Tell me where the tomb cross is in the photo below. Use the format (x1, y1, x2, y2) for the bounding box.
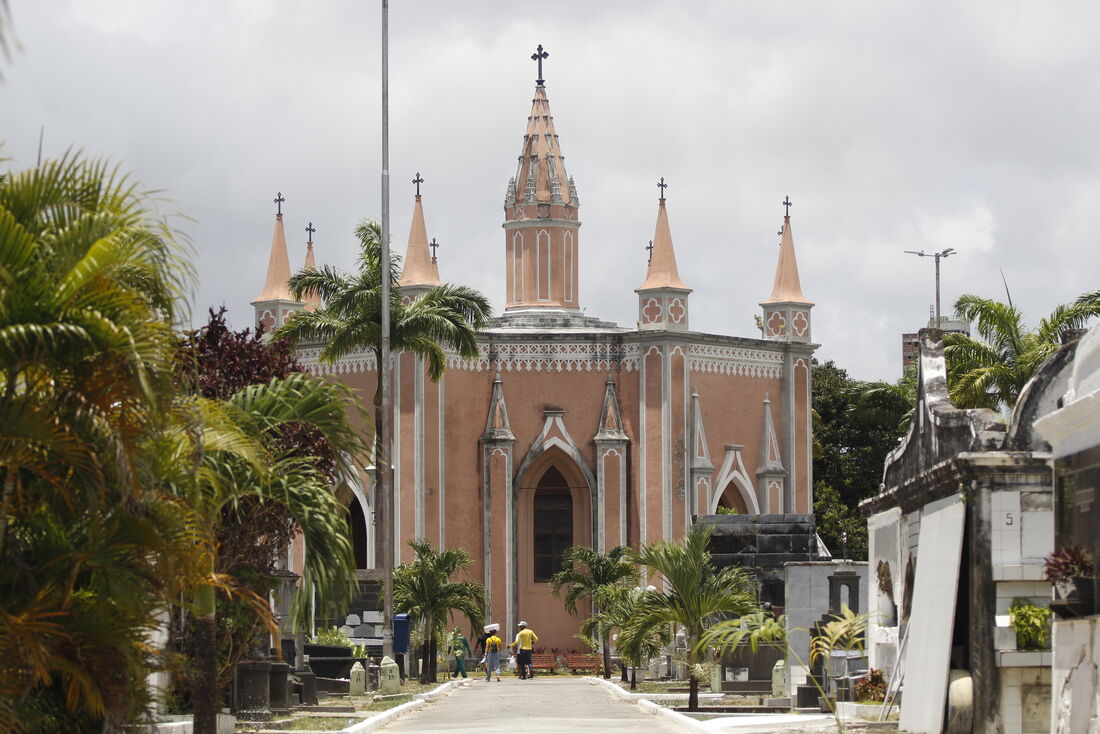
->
(531, 44, 549, 86)
(429, 237, 439, 260)
(305, 222, 315, 244)
(657, 177, 668, 199)
(782, 195, 792, 217)
(274, 191, 285, 216)
(412, 172, 424, 196)
(646, 240, 653, 264)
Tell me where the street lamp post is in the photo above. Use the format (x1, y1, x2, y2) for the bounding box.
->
(904, 248, 956, 327)
(379, 0, 394, 661)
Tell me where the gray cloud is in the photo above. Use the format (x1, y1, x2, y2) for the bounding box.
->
(3, 0, 1098, 380)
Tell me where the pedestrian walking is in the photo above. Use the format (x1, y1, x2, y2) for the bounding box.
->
(509, 620, 538, 679)
(448, 627, 471, 679)
(483, 624, 503, 682)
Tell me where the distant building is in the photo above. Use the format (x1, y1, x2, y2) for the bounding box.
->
(901, 313, 969, 372)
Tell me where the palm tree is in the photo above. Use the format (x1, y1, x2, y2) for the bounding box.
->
(393, 540, 485, 683)
(157, 373, 364, 734)
(625, 526, 759, 711)
(274, 219, 491, 433)
(944, 290, 1100, 412)
(549, 545, 636, 678)
(582, 583, 668, 690)
(0, 153, 199, 733)
(847, 364, 918, 434)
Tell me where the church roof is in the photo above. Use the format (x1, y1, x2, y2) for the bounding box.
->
(513, 85, 573, 206)
(254, 212, 295, 303)
(398, 194, 441, 287)
(762, 214, 811, 304)
(637, 196, 690, 292)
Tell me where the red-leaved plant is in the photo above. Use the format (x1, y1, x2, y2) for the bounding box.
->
(1044, 546, 1093, 582)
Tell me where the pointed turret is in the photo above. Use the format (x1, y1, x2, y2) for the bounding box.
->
(688, 389, 716, 516)
(636, 182, 692, 330)
(503, 48, 583, 312)
(399, 175, 441, 294)
(301, 222, 322, 312)
(756, 393, 787, 512)
(252, 192, 305, 332)
(761, 197, 813, 342)
(481, 374, 515, 443)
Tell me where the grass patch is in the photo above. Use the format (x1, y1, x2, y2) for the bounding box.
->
(284, 717, 356, 731)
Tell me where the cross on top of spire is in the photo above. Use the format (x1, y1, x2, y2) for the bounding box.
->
(429, 237, 439, 261)
(782, 195, 792, 217)
(412, 172, 424, 196)
(531, 44, 549, 86)
(657, 177, 668, 200)
(305, 221, 315, 244)
(274, 191, 285, 216)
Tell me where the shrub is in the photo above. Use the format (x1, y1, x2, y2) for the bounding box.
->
(313, 626, 351, 647)
(1008, 599, 1052, 651)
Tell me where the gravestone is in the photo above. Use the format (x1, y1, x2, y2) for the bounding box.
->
(379, 656, 401, 695)
(234, 659, 271, 721)
(349, 661, 366, 696)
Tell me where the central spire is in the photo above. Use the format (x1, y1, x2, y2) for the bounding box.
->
(502, 51, 582, 312)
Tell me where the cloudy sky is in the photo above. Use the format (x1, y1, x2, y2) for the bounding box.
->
(3, 1, 1098, 380)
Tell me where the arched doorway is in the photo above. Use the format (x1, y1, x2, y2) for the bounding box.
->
(349, 494, 369, 569)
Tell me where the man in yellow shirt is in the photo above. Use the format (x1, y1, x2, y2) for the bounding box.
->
(509, 621, 538, 679)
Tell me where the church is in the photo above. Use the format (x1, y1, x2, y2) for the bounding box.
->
(251, 57, 817, 649)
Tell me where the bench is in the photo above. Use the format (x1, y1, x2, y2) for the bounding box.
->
(564, 653, 602, 674)
(528, 653, 559, 674)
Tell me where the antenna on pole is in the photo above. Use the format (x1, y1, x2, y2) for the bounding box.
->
(904, 248, 956, 326)
(36, 126, 44, 166)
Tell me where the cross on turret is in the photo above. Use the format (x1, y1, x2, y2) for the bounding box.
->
(274, 191, 285, 216)
(430, 237, 439, 261)
(657, 177, 668, 200)
(782, 195, 792, 217)
(413, 172, 424, 196)
(305, 222, 315, 244)
(531, 44, 549, 86)
(646, 240, 653, 263)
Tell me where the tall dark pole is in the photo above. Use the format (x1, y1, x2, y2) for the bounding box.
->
(380, 0, 394, 661)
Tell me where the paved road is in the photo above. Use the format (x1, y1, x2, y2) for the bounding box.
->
(379, 677, 689, 734)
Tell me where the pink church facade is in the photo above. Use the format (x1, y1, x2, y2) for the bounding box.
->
(253, 71, 817, 650)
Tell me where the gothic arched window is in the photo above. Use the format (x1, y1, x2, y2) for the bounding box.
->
(533, 466, 572, 581)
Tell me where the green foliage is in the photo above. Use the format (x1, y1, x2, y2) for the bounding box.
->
(550, 544, 637, 678)
(812, 360, 908, 560)
(0, 152, 200, 733)
(393, 540, 485, 683)
(813, 483, 867, 560)
(312, 626, 352, 647)
(945, 290, 1100, 412)
(1008, 599, 1052, 651)
(626, 526, 759, 710)
(715, 505, 740, 515)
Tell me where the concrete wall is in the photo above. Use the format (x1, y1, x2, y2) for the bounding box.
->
(783, 561, 868, 695)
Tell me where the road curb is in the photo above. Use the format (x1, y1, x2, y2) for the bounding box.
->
(585, 677, 713, 733)
(339, 678, 471, 733)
